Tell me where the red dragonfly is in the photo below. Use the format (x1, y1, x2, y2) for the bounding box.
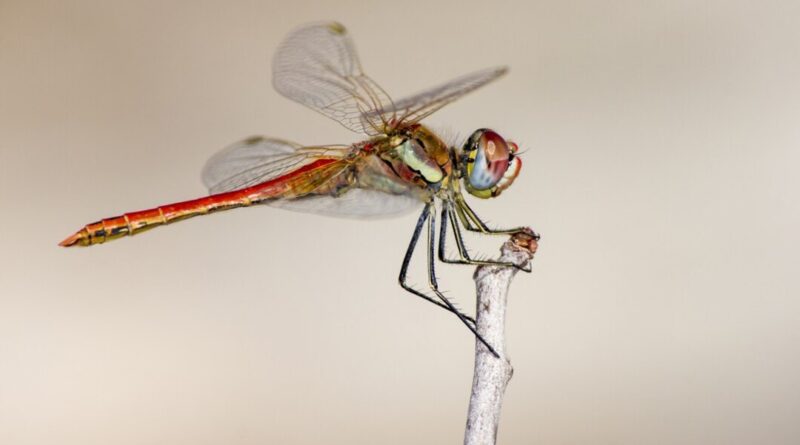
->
(60, 22, 537, 357)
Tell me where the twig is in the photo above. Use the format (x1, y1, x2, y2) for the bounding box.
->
(464, 230, 538, 445)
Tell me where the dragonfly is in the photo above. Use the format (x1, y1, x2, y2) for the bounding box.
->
(60, 22, 537, 357)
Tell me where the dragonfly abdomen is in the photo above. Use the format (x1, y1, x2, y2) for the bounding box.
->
(59, 158, 342, 248)
(59, 191, 259, 247)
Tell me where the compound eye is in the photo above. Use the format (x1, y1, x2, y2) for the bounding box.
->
(466, 129, 510, 191)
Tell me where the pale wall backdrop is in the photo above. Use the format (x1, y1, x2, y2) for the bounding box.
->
(1, 0, 798, 444)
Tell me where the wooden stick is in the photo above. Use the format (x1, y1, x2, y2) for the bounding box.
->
(464, 230, 538, 445)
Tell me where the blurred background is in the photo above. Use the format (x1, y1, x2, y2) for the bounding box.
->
(1, 0, 799, 444)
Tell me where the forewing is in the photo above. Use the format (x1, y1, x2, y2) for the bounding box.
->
(272, 22, 394, 135)
(381, 66, 508, 129)
(201, 136, 349, 194)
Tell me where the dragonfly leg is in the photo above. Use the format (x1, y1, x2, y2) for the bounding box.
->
(398, 204, 476, 325)
(426, 207, 500, 358)
(438, 203, 525, 271)
(455, 193, 538, 238)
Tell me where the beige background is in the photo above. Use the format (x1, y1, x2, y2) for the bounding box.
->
(2, 0, 799, 444)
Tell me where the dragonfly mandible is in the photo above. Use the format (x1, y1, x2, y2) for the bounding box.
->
(60, 22, 538, 357)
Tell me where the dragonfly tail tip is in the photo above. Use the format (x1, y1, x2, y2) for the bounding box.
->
(59, 231, 84, 248)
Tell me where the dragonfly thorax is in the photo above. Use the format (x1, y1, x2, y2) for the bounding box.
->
(379, 125, 453, 190)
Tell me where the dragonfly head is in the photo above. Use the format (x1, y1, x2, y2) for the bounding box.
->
(461, 129, 521, 199)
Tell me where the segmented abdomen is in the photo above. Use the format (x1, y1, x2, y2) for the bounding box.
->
(60, 158, 341, 247)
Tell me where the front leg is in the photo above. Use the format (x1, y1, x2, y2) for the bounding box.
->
(455, 193, 539, 240)
(438, 203, 530, 272)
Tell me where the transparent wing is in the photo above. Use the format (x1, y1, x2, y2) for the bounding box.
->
(380, 66, 508, 129)
(201, 136, 423, 218)
(272, 22, 394, 136)
(270, 189, 422, 219)
(201, 136, 350, 194)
